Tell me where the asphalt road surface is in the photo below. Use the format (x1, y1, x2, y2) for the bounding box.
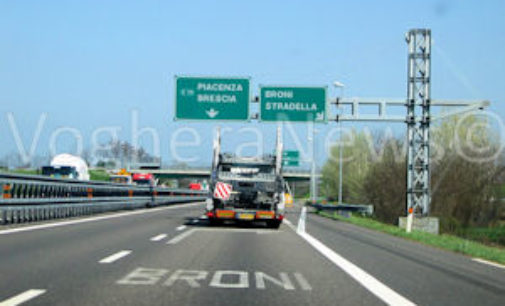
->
(0, 202, 504, 306)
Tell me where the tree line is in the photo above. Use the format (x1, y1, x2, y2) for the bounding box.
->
(321, 114, 505, 235)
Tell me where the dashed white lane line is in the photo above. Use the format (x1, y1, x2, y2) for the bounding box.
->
(0, 202, 205, 235)
(286, 212, 416, 306)
(167, 229, 196, 245)
(176, 225, 187, 231)
(472, 258, 505, 270)
(0, 289, 46, 306)
(99, 250, 132, 264)
(150, 234, 168, 242)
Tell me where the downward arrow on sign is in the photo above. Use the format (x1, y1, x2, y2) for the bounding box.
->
(206, 108, 219, 118)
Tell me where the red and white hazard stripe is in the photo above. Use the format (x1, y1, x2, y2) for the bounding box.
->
(213, 182, 232, 200)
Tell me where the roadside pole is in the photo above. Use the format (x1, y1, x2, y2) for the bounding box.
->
(334, 81, 345, 206)
(309, 124, 317, 203)
(406, 207, 414, 233)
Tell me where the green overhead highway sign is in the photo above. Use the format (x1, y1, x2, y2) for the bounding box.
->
(260, 86, 327, 122)
(175, 76, 250, 121)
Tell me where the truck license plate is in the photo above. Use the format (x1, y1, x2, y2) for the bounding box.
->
(238, 213, 255, 220)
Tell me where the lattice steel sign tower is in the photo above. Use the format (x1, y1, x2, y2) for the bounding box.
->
(332, 29, 487, 218)
(406, 29, 431, 215)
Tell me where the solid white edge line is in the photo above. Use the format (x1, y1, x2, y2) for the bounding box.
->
(150, 234, 168, 241)
(176, 225, 187, 231)
(298, 231, 416, 306)
(0, 202, 204, 235)
(0, 289, 46, 306)
(167, 228, 195, 245)
(99, 250, 132, 264)
(472, 258, 505, 270)
(287, 210, 416, 306)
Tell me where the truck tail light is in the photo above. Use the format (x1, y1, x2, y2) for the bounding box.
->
(255, 211, 275, 219)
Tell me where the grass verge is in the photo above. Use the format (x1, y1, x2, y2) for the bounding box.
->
(1, 168, 110, 182)
(455, 226, 505, 247)
(89, 169, 110, 181)
(318, 211, 505, 265)
(0, 168, 39, 175)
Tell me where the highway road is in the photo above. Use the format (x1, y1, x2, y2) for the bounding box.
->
(0, 202, 504, 306)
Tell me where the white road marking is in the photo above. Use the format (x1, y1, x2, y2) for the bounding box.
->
(209, 270, 249, 288)
(117, 268, 169, 285)
(297, 207, 307, 233)
(176, 225, 187, 231)
(256, 230, 278, 235)
(167, 229, 196, 245)
(289, 211, 416, 306)
(297, 231, 415, 305)
(294, 272, 312, 291)
(0, 289, 46, 306)
(472, 258, 505, 270)
(164, 270, 209, 288)
(255, 272, 294, 290)
(0, 202, 204, 235)
(165, 228, 280, 245)
(150, 234, 168, 241)
(116, 268, 312, 290)
(165, 227, 280, 245)
(99, 250, 132, 264)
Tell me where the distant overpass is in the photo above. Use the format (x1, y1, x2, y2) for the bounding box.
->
(130, 168, 318, 182)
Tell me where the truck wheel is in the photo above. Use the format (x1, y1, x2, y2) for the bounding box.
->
(209, 219, 222, 226)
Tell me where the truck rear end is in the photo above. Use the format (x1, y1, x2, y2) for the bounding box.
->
(206, 156, 285, 228)
(205, 128, 285, 229)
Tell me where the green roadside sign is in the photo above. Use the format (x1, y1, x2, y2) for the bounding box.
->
(260, 86, 327, 122)
(282, 159, 299, 167)
(283, 150, 299, 159)
(282, 150, 300, 166)
(175, 76, 250, 121)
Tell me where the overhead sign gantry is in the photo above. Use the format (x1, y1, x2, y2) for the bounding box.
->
(172, 29, 491, 219)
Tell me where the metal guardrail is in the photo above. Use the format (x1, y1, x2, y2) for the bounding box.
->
(0, 173, 208, 225)
(309, 202, 374, 216)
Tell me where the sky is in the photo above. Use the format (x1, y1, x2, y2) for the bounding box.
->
(0, 0, 504, 168)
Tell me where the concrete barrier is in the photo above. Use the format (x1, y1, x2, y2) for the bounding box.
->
(398, 216, 439, 234)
